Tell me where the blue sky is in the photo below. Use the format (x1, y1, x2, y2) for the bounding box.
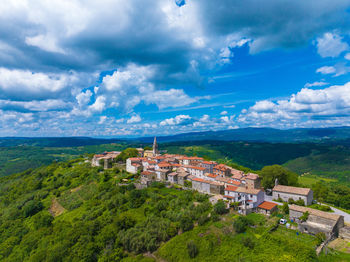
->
(1, 0, 350, 137)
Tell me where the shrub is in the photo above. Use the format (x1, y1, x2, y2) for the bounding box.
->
(300, 211, 309, 222)
(315, 232, 326, 245)
(22, 200, 43, 217)
(242, 236, 255, 249)
(295, 199, 305, 206)
(213, 200, 227, 215)
(180, 215, 193, 232)
(187, 241, 198, 258)
(282, 202, 289, 214)
(233, 216, 249, 233)
(198, 214, 210, 226)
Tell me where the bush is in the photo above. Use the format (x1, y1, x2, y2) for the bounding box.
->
(242, 236, 255, 249)
(213, 200, 227, 215)
(180, 215, 193, 232)
(187, 241, 198, 258)
(295, 199, 305, 206)
(22, 200, 43, 217)
(198, 214, 210, 226)
(282, 202, 289, 214)
(300, 211, 309, 222)
(233, 216, 249, 233)
(211, 213, 220, 222)
(315, 232, 326, 245)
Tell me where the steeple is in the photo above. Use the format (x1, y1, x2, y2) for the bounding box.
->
(153, 136, 158, 155)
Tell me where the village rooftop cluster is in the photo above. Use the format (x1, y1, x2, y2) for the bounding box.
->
(92, 137, 349, 241)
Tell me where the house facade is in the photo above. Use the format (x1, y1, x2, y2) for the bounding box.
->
(272, 185, 313, 205)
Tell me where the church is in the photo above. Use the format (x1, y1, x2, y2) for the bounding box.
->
(144, 137, 159, 157)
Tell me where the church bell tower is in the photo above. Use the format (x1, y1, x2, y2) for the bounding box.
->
(153, 136, 159, 156)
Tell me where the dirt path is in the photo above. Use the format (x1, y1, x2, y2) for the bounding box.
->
(49, 198, 66, 217)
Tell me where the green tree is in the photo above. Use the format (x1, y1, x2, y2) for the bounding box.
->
(213, 200, 227, 215)
(180, 215, 193, 232)
(233, 216, 249, 233)
(22, 200, 43, 217)
(260, 165, 298, 189)
(116, 148, 139, 162)
(281, 202, 289, 214)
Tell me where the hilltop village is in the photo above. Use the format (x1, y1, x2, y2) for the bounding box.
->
(92, 137, 350, 244)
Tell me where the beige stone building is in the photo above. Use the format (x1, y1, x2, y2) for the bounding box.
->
(272, 185, 313, 205)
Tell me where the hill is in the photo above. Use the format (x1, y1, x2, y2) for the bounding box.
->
(1, 159, 349, 261)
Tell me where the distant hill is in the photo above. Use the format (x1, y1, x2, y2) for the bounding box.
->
(136, 127, 350, 143)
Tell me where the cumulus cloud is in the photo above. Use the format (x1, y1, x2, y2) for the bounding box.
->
(316, 32, 349, 58)
(127, 114, 142, 124)
(239, 82, 350, 127)
(160, 115, 192, 126)
(316, 64, 350, 77)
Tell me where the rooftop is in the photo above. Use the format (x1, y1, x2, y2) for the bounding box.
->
(258, 201, 278, 210)
(273, 185, 311, 196)
(289, 204, 342, 221)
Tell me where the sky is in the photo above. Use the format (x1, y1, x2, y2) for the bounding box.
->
(1, 0, 350, 137)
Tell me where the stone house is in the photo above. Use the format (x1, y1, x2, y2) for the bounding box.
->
(200, 161, 217, 173)
(192, 178, 211, 194)
(245, 173, 261, 189)
(177, 171, 190, 186)
(289, 204, 344, 238)
(140, 170, 157, 185)
(167, 172, 178, 183)
(126, 157, 142, 174)
(185, 166, 207, 179)
(213, 164, 231, 177)
(257, 201, 278, 215)
(155, 168, 170, 181)
(272, 185, 313, 205)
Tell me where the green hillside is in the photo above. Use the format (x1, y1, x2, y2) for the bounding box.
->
(0, 158, 349, 261)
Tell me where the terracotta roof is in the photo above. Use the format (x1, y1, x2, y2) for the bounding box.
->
(210, 181, 224, 186)
(157, 162, 171, 167)
(141, 171, 155, 176)
(289, 205, 342, 221)
(214, 164, 229, 171)
(167, 172, 177, 176)
(235, 187, 262, 195)
(273, 185, 311, 196)
(171, 163, 181, 167)
(258, 201, 278, 210)
(147, 160, 157, 164)
(225, 185, 238, 192)
(224, 195, 235, 199)
(227, 180, 241, 186)
(207, 173, 218, 178)
(192, 177, 210, 183)
(232, 173, 243, 180)
(202, 161, 216, 165)
(215, 176, 231, 183)
(245, 173, 259, 180)
(131, 163, 141, 167)
(229, 168, 244, 177)
(187, 166, 206, 171)
(128, 157, 142, 161)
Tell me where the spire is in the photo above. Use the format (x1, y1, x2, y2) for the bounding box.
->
(153, 136, 158, 155)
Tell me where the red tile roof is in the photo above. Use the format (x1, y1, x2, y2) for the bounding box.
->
(225, 185, 238, 192)
(214, 164, 229, 171)
(207, 173, 218, 178)
(258, 201, 278, 210)
(141, 171, 155, 176)
(245, 173, 259, 180)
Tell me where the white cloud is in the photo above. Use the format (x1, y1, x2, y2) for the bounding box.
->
(76, 90, 92, 107)
(127, 114, 142, 124)
(89, 96, 106, 112)
(316, 32, 349, 58)
(345, 53, 350, 60)
(98, 116, 107, 124)
(220, 111, 228, 115)
(239, 82, 350, 127)
(316, 66, 336, 75)
(160, 114, 192, 126)
(304, 81, 328, 88)
(0, 67, 73, 100)
(25, 34, 65, 54)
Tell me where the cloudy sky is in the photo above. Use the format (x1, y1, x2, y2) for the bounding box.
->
(1, 0, 350, 137)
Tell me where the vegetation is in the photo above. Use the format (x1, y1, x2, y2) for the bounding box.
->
(259, 164, 298, 189)
(0, 155, 349, 261)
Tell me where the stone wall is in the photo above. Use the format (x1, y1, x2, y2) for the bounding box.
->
(273, 191, 310, 205)
(340, 226, 350, 240)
